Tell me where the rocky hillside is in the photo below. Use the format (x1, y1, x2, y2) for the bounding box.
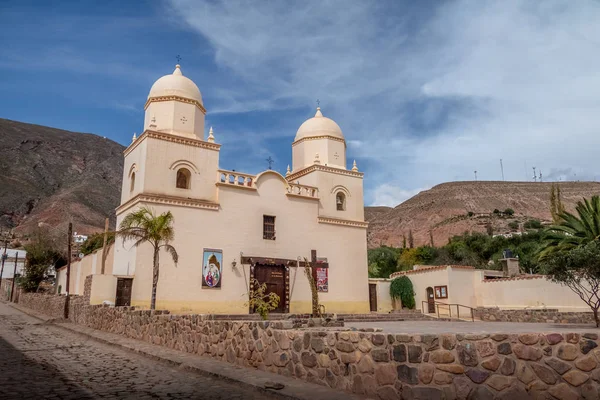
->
(0, 118, 124, 235)
(366, 181, 600, 248)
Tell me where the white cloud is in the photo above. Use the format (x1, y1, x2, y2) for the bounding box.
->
(372, 184, 428, 207)
(167, 0, 600, 206)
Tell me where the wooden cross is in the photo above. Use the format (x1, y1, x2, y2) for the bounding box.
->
(266, 156, 274, 170)
(176, 55, 182, 64)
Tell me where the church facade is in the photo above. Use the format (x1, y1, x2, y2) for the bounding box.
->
(111, 65, 369, 314)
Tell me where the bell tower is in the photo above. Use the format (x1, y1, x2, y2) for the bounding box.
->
(143, 65, 206, 139)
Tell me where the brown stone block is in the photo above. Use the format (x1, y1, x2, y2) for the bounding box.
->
(457, 343, 479, 366)
(491, 334, 508, 342)
(377, 386, 398, 400)
(481, 356, 501, 371)
(518, 333, 540, 345)
(575, 355, 597, 372)
(546, 333, 564, 345)
(557, 344, 579, 361)
(563, 369, 590, 387)
(465, 368, 489, 384)
(530, 363, 558, 384)
(434, 372, 453, 385)
(419, 363, 435, 384)
(548, 382, 580, 400)
(513, 344, 543, 361)
(375, 364, 397, 386)
(436, 364, 465, 374)
(430, 349, 455, 364)
(486, 375, 515, 391)
(516, 361, 536, 384)
(544, 357, 572, 375)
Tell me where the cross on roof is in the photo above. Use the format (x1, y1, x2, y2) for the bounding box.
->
(266, 156, 274, 170)
(176, 55, 182, 64)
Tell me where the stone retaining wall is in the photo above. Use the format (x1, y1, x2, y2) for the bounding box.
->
(13, 293, 600, 399)
(474, 307, 596, 324)
(18, 292, 68, 319)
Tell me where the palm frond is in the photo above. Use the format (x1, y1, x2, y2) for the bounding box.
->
(161, 244, 179, 265)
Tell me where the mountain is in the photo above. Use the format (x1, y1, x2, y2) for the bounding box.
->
(0, 118, 125, 235)
(365, 181, 600, 249)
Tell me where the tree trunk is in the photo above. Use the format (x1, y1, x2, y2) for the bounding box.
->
(594, 307, 599, 328)
(150, 246, 160, 310)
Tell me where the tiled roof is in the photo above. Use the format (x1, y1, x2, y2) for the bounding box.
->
(389, 265, 475, 279)
(483, 274, 547, 283)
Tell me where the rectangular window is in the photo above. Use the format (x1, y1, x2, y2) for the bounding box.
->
(263, 215, 276, 240)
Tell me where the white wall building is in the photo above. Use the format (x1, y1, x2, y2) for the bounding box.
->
(105, 64, 369, 314)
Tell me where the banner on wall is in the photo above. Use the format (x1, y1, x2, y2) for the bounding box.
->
(202, 249, 222, 288)
(316, 267, 328, 292)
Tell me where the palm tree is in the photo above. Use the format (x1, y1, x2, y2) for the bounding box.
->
(540, 195, 600, 259)
(117, 207, 178, 310)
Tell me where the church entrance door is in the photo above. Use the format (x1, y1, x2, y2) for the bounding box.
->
(253, 264, 286, 313)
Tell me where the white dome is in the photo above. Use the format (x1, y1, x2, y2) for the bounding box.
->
(294, 108, 344, 142)
(148, 65, 203, 104)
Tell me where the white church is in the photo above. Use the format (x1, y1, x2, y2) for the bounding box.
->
(61, 64, 371, 315)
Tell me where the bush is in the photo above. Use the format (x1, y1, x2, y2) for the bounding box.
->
(504, 208, 515, 216)
(508, 221, 519, 230)
(493, 209, 500, 214)
(524, 219, 543, 229)
(80, 232, 115, 256)
(466, 211, 474, 217)
(390, 276, 415, 309)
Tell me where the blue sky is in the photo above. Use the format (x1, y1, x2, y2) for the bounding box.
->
(1, 0, 600, 206)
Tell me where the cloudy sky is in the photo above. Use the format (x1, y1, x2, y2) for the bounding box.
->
(1, 0, 599, 206)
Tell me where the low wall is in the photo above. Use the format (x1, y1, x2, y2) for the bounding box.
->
(475, 307, 596, 324)
(15, 293, 600, 399)
(18, 292, 68, 319)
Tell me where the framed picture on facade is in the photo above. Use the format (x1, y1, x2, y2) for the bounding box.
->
(434, 285, 448, 299)
(202, 249, 222, 288)
(316, 267, 328, 292)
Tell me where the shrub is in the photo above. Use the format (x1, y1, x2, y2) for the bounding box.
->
(467, 211, 474, 217)
(493, 209, 500, 214)
(245, 278, 280, 320)
(524, 219, 543, 229)
(508, 221, 519, 230)
(504, 208, 515, 216)
(390, 276, 415, 309)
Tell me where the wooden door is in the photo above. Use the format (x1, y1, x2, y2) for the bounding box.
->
(253, 265, 286, 313)
(369, 284, 378, 312)
(116, 278, 133, 307)
(426, 287, 435, 313)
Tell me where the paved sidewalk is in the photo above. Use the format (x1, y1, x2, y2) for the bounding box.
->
(4, 302, 365, 400)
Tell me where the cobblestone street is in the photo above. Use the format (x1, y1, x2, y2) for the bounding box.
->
(0, 303, 281, 399)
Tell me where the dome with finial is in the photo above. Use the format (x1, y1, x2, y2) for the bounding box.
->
(148, 65, 203, 105)
(294, 107, 344, 142)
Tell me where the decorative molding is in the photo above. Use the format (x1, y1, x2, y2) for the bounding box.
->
(215, 182, 257, 191)
(287, 164, 364, 181)
(144, 95, 207, 114)
(330, 184, 351, 197)
(292, 135, 346, 147)
(170, 159, 200, 174)
(116, 192, 219, 215)
(389, 265, 475, 279)
(286, 193, 320, 201)
(317, 216, 368, 229)
(124, 130, 220, 156)
(483, 274, 547, 283)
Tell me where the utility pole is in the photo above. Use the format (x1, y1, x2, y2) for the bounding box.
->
(474, 170, 478, 181)
(66, 223, 72, 295)
(532, 167, 537, 182)
(0, 230, 8, 292)
(10, 252, 18, 302)
(101, 217, 109, 275)
(500, 159, 505, 181)
(65, 223, 72, 319)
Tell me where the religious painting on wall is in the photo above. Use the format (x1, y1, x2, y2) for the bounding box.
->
(202, 249, 222, 288)
(316, 267, 328, 292)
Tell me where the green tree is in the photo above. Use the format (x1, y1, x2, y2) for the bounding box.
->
(508, 221, 519, 230)
(524, 219, 543, 229)
(557, 184, 566, 215)
(80, 232, 115, 256)
(246, 278, 280, 320)
(429, 230, 434, 247)
(539, 241, 600, 327)
(504, 208, 515, 216)
(550, 183, 559, 223)
(20, 228, 66, 292)
(402, 235, 407, 249)
(389, 276, 415, 309)
(367, 246, 400, 278)
(540, 196, 600, 259)
(408, 230, 414, 249)
(117, 207, 179, 310)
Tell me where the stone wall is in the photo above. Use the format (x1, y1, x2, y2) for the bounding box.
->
(13, 293, 600, 399)
(474, 307, 596, 324)
(17, 293, 68, 319)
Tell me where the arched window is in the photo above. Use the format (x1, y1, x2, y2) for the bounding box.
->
(336, 192, 346, 211)
(176, 168, 191, 189)
(130, 172, 136, 193)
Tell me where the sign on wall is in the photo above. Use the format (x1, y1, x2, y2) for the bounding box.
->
(202, 249, 222, 288)
(434, 285, 448, 299)
(316, 267, 328, 292)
